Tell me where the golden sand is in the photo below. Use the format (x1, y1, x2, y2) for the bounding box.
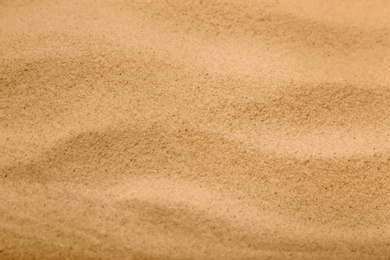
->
(1, 0, 390, 259)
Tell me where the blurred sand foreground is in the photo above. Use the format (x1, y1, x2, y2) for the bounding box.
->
(1, 0, 390, 259)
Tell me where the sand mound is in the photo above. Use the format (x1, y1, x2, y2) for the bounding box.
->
(1, 0, 390, 259)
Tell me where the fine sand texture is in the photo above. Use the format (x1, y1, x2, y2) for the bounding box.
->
(1, 0, 390, 259)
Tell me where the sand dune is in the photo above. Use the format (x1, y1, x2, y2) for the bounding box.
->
(1, 0, 390, 259)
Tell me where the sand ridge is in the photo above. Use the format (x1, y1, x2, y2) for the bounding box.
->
(1, 0, 390, 259)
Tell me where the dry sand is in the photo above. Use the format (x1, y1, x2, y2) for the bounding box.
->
(1, 0, 390, 259)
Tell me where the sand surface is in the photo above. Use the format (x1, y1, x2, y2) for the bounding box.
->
(1, 0, 390, 259)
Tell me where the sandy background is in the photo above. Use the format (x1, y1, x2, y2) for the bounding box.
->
(1, 0, 390, 259)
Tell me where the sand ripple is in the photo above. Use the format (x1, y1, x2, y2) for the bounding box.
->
(1, 0, 390, 259)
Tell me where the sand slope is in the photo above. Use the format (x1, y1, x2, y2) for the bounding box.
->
(1, 0, 390, 259)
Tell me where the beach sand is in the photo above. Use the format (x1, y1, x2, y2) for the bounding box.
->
(1, 0, 390, 259)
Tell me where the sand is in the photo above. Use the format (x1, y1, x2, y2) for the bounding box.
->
(1, 0, 390, 259)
